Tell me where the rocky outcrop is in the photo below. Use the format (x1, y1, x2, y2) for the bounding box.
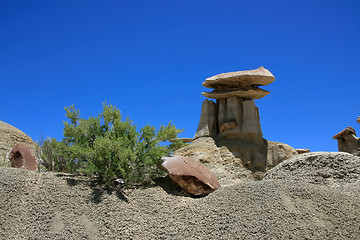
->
(194, 67, 275, 171)
(333, 126, 360, 156)
(0, 120, 40, 165)
(295, 149, 310, 154)
(194, 99, 218, 139)
(159, 155, 221, 196)
(174, 137, 254, 185)
(266, 141, 298, 170)
(9, 143, 38, 171)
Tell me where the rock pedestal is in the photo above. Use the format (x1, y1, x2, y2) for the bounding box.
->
(194, 67, 275, 171)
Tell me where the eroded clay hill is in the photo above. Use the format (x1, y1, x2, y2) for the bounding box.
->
(1, 150, 360, 239)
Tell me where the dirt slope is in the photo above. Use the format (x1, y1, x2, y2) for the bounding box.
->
(1, 165, 360, 240)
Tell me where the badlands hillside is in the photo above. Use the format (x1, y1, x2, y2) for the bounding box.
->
(1, 66, 360, 239)
(1, 149, 360, 239)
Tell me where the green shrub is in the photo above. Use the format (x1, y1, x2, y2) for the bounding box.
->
(41, 103, 185, 185)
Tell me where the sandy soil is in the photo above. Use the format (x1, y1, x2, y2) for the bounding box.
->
(1, 158, 360, 240)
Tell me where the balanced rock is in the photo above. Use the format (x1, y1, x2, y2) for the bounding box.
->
(333, 127, 360, 156)
(159, 155, 221, 196)
(357, 116, 360, 124)
(201, 66, 275, 100)
(195, 67, 275, 171)
(202, 66, 275, 89)
(9, 143, 38, 171)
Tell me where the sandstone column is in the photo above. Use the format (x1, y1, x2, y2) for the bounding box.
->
(194, 99, 218, 139)
(195, 67, 275, 171)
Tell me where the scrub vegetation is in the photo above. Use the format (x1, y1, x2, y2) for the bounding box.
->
(40, 103, 185, 185)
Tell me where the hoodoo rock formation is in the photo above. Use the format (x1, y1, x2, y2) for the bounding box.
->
(333, 126, 360, 156)
(194, 67, 275, 171)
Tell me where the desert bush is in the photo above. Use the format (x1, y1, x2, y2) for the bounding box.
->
(41, 103, 185, 185)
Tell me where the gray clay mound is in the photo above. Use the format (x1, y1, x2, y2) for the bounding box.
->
(264, 152, 360, 186)
(1, 167, 360, 239)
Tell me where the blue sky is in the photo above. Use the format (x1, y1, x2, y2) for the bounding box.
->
(1, 0, 359, 152)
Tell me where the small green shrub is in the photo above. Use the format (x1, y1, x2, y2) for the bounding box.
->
(41, 103, 185, 185)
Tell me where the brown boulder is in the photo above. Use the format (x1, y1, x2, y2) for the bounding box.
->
(0, 120, 40, 165)
(9, 143, 38, 171)
(219, 119, 238, 132)
(159, 155, 221, 196)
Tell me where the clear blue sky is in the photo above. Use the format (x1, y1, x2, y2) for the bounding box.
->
(1, 0, 359, 152)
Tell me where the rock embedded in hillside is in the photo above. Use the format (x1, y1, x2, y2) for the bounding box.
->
(333, 126, 360, 156)
(159, 155, 221, 196)
(0, 120, 40, 165)
(9, 143, 38, 171)
(174, 137, 255, 185)
(266, 141, 298, 170)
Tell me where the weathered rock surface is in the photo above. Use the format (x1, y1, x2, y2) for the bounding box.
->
(174, 137, 255, 186)
(265, 152, 360, 186)
(169, 137, 193, 143)
(266, 141, 298, 170)
(296, 148, 311, 154)
(194, 99, 218, 139)
(159, 155, 221, 196)
(202, 66, 275, 89)
(333, 126, 360, 156)
(0, 120, 40, 165)
(1, 167, 360, 239)
(9, 143, 38, 171)
(202, 88, 270, 100)
(202, 67, 274, 101)
(195, 97, 267, 171)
